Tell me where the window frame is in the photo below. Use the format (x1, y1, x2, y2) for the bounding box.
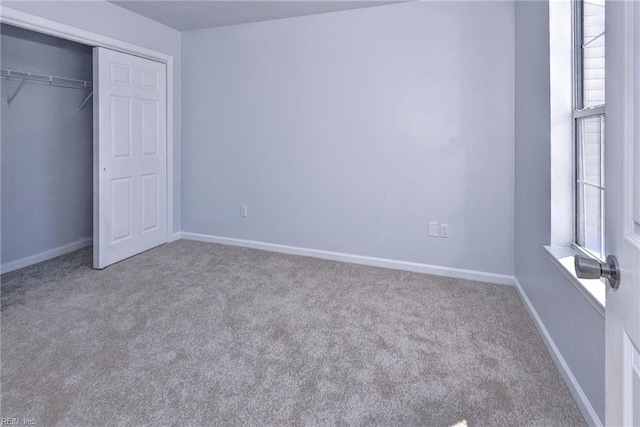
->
(571, 0, 606, 261)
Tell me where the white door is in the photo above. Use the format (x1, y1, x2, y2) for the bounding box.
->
(94, 48, 167, 269)
(605, 1, 640, 425)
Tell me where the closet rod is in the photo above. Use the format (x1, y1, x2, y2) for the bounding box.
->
(2, 68, 92, 105)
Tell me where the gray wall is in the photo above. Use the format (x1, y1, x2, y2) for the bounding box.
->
(514, 1, 604, 422)
(3, 0, 182, 234)
(1, 24, 93, 264)
(181, 1, 515, 275)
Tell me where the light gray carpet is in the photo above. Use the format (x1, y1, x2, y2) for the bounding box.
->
(1, 240, 584, 426)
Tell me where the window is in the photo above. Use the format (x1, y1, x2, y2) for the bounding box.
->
(573, 0, 605, 259)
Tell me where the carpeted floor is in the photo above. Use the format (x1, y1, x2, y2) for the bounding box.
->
(1, 240, 585, 426)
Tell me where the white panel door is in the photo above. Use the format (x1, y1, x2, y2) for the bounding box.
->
(94, 47, 167, 269)
(605, 2, 640, 425)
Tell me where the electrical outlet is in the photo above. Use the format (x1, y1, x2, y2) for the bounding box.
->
(440, 223, 450, 238)
(241, 205, 248, 217)
(428, 222, 439, 237)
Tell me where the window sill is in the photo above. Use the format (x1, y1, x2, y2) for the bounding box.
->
(544, 245, 605, 318)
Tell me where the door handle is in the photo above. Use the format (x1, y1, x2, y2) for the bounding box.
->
(574, 254, 621, 289)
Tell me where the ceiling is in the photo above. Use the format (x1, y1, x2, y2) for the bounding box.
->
(109, 0, 406, 31)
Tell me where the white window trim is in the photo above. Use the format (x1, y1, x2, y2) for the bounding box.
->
(573, 105, 605, 118)
(549, 0, 606, 314)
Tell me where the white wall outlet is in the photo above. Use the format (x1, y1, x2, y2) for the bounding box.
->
(241, 205, 248, 217)
(428, 221, 439, 237)
(440, 223, 450, 238)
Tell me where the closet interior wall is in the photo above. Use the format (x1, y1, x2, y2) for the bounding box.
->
(1, 24, 93, 266)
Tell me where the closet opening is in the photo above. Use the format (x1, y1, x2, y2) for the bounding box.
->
(1, 24, 94, 272)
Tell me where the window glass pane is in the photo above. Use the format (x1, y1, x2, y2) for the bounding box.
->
(576, 115, 605, 258)
(582, 0, 605, 108)
(576, 115, 604, 186)
(574, 1, 605, 259)
(576, 183, 604, 258)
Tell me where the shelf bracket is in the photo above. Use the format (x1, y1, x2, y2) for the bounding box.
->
(7, 78, 27, 105)
(78, 90, 93, 111)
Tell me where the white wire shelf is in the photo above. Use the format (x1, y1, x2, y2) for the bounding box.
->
(2, 68, 93, 107)
(1, 68, 92, 89)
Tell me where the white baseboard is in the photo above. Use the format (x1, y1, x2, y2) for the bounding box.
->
(513, 278, 603, 427)
(1, 237, 93, 275)
(178, 232, 515, 286)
